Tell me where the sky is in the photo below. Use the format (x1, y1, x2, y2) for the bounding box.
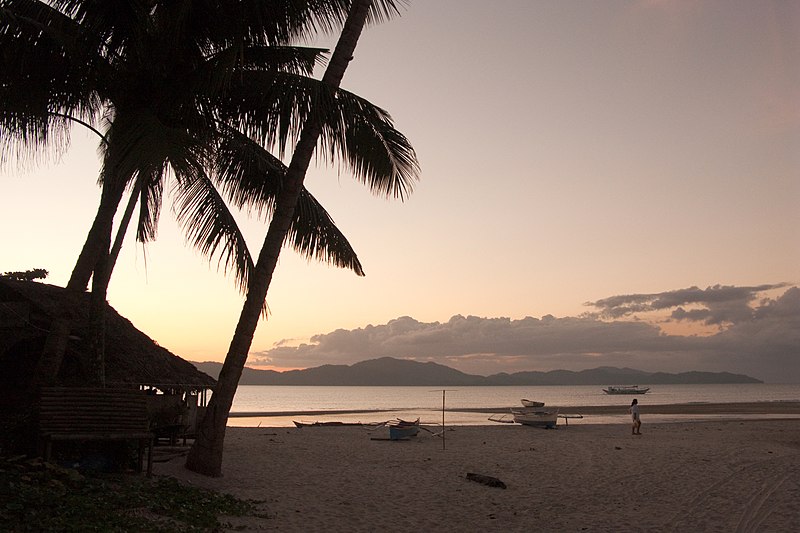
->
(2, 0, 799, 383)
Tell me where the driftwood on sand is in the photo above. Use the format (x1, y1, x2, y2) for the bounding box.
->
(466, 472, 507, 489)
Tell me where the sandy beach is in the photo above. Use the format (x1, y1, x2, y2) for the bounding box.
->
(156, 407, 800, 532)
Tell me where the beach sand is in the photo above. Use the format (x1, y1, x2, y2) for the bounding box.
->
(156, 411, 800, 532)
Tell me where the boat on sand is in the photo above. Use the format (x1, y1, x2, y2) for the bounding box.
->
(388, 418, 420, 440)
(293, 421, 365, 428)
(489, 399, 559, 428)
(293, 420, 391, 428)
(511, 408, 558, 428)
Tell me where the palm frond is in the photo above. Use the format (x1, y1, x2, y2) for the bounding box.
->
(212, 128, 363, 275)
(134, 167, 164, 245)
(173, 45, 326, 123)
(217, 72, 418, 199)
(213, 128, 284, 217)
(281, 0, 408, 37)
(366, 0, 407, 26)
(237, 45, 327, 75)
(171, 167, 255, 295)
(210, 0, 349, 44)
(290, 188, 364, 275)
(154, 0, 352, 49)
(48, 0, 149, 59)
(0, 1, 102, 142)
(100, 107, 210, 187)
(318, 88, 419, 200)
(217, 71, 315, 159)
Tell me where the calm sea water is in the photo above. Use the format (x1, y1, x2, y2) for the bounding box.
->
(227, 383, 800, 427)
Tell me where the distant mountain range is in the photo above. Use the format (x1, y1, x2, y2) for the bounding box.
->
(192, 357, 762, 386)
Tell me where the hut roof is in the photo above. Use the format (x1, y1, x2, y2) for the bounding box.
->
(0, 279, 215, 390)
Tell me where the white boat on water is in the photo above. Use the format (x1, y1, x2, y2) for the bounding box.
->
(521, 398, 545, 408)
(603, 385, 650, 395)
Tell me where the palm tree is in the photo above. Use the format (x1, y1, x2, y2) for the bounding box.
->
(1, 0, 410, 384)
(186, 0, 419, 477)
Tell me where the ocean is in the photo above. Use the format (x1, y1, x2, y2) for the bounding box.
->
(227, 383, 800, 427)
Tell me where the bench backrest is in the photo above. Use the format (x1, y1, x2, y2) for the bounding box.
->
(37, 387, 150, 435)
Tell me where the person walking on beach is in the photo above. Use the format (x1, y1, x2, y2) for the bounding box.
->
(629, 398, 642, 435)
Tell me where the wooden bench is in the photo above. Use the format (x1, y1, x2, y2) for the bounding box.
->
(37, 387, 154, 476)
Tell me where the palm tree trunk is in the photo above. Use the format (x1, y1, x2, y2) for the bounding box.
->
(67, 176, 128, 291)
(33, 164, 129, 388)
(32, 174, 126, 385)
(108, 177, 143, 277)
(87, 240, 110, 386)
(185, 0, 374, 477)
(81, 174, 141, 386)
(82, 175, 132, 386)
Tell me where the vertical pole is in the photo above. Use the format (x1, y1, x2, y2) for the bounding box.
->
(442, 390, 446, 450)
(431, 389, 455, 450)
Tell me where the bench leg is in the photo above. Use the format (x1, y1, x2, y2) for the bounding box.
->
(136, 439, 154, 477)
(42, 439, 53, 462)
(146, 437, 153, 477)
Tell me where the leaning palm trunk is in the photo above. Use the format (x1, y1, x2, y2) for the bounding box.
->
(67, 176, 128, 291)
(81, 175, 138, 385)
(186, 0, 374, 477)
(33, 171, 128, 385)
(108, 178, 143, 277)
(87, 236, 110, 386)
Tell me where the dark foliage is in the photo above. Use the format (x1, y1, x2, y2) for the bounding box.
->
(0, 455, 265, 531)
(0, 269, 48, 282)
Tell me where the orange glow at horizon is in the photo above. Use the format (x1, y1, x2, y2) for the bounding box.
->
(247, 364, 307, 372)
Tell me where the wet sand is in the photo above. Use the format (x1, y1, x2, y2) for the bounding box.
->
(546, 400, 800, 416)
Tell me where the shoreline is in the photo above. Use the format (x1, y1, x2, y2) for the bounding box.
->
(226, 401, 800, 429)
(159, 418, 800, 531)
(229, 400, 800, 418)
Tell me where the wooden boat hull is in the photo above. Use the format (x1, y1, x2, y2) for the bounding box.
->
(511, 409, 558, 428)
(389, 425, 420, 440)
(388, 418, 420, 440)
(602, 386, 650, 395)
(521, 399, 545, 408)
(293, 421, 364, 428)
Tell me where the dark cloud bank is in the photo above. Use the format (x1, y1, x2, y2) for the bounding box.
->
(253, 284, 800, 383)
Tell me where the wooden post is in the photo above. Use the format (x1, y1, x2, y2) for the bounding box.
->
(431, 390, 457, 450)
(441, 389, 446, 450)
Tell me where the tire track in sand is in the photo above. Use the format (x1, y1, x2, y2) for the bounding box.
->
(734, 456, 800, 533)
(668, 453, 800, 532)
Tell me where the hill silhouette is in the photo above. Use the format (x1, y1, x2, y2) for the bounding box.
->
(193, 357, 761, 386)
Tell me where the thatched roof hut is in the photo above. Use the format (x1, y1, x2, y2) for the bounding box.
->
(0, 279, 215, 396)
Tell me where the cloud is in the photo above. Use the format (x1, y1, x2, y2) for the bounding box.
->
(251, 285, 800, 383)
(587, 283, 791, 325)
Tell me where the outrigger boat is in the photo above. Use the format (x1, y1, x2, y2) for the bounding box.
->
(511, 408, 558, 428)
(387, 418, 420, 440)
(293, 421, 365, 428)
(602, 385, 650, 395)
(489, 399, 558, 428)
(293, 419, 392, 429)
